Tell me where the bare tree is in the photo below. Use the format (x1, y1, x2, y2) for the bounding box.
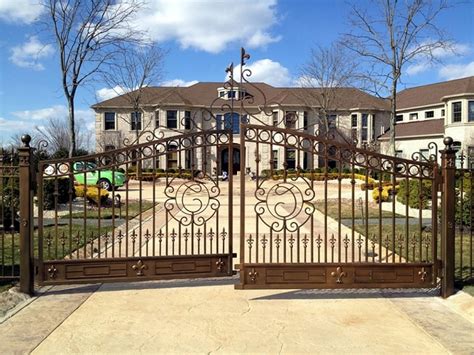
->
(342, 0, 452, 155)
(35, 116, 93, 154)
(100, 43, 165, 144)
(43, 0, 143, 157)
(299, 43, 358, 140)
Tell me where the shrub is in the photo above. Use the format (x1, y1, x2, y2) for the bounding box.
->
(372, 184, 399, 203)
(456, 193, 474, 227)
(372, 186, 390, 203)
(396, 179, 432, 209)
(74, 185, 109, 206)
(43, 177, 75, 210)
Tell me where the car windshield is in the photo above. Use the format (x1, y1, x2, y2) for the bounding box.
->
(75, 162, 97, 171)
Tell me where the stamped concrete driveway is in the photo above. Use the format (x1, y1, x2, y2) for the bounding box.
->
(1, 278, 473, 354)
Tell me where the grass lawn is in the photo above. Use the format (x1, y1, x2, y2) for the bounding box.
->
(1, 223, 115, 266)
(62, 200, 156, 220)
(315, 198, 406, 220)
(352, 222, 472, 283)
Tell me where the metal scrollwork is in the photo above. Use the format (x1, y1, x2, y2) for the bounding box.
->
(165, 179, 220, 226)
(254, 180, 315, 233)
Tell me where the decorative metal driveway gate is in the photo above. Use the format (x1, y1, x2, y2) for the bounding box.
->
(36, 129, 235, 285)
(237, 124, 439, 289)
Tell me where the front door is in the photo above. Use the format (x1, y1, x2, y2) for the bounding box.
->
(221, 148, 240, 175)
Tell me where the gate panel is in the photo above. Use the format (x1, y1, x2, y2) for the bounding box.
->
(237, 124, 439, 289)
(36, 130, 235, 285)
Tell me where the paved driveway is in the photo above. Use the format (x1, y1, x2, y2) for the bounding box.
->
(1, 279, 473, 354)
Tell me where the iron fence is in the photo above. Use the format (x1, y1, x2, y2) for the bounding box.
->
(454, 152, 473, 284)
(0, 147, 20, 280)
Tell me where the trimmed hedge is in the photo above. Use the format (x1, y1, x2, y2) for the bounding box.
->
(396, 179, 432, 209)
(74, 185, 109, 205)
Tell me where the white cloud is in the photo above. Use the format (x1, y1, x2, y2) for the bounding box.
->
(229, 59, 291, 87)
(12, 105, 94, 123)
(0, 0, 44, 24)
(439, 61, 474, 80)
(128, 0, 280, 53)
(406, 42, 470, 76)
(9, 36, 54, 70)
(161, 79, 198, 87)
(96, 86, 128, 101)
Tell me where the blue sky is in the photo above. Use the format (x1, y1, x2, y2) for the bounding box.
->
(0, 0, 473, 144)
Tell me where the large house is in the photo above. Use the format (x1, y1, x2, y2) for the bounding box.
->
(92, 76, 474, 173)
(92, 82, 390, 173)
(378, 76, 474, 165)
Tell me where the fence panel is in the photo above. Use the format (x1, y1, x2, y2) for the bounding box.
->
(454, 152, 473, 285)
(0, 147, 20, 280)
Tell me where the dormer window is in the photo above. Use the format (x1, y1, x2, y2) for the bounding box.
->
(217, 87, 249, 100)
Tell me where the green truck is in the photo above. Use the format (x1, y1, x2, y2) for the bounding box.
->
(73, 162, 126, 191)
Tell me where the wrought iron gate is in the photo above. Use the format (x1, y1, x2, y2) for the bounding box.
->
(36, 129, 235, 284)
(236, 124, 439, 289)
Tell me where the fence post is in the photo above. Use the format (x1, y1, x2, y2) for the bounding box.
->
(440, 137, 456, 298)
(18, 134, 34, 295)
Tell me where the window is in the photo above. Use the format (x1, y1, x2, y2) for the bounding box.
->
(167, 110, 178, 128)
(303, 111, 308, 128)
(285, 111, 297, 129)
(155, 111, 160, 128)
(217, 113, 240, 134)
(351, 114, 358, 127)
(219, 91, 225, 98)
(328, 114, 337, 128)
(223, 112, 240, 134)
(130, 112, 142, 131)
(441, 109, 445, 117)
(286, 148, 296, 170)
(452, 102, 462, 122)
(468, 101, 474, 122)
(395, 114, 403, 122)
(104, 145, 115, 151)
(425, 111, 434, 118)
(272, 111, 278, 126)
(167, 145, 178, 170)
(104, 112, 115, 130)
(184, 111, 191, 130)
(272, 149, 278, 170)
(361, 114, 368, 142)
(380, 126, 386, 135)
(227, 90, 236, 99)
(371, 114, 375, 140)
(409, 113, 418, 121)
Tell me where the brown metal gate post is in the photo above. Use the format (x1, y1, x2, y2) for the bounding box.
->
(18, 135, 34, 295)
(440, 137, 456, 298)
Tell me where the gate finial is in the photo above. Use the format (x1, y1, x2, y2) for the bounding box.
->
(443, 136, 453, 150)
(21, 134, 31, 147)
